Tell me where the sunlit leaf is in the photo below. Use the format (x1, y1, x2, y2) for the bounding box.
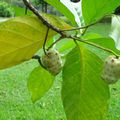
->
(62, 46, 110, 120)
(45, 0, 77, 25)
(0, 14, 71, 69)
(82, 0, 120, 24)
(28, 66, 54, 103)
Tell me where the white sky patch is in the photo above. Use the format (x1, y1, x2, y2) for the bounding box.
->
(60, 0, 81, 27)
(110, 16, 120, 50)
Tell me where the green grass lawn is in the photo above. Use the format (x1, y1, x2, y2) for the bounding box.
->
(0, 16, 120, 120)
(0, 60, 66, 120)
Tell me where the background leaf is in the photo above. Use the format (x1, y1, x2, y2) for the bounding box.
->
(28, 66, 54, 103)
(62, 46, 110, 120)
(0, 14, 71, 70)
(82, 0, 120, 24)
(59, 0, 81, 26)
(45, 0, 76, 25)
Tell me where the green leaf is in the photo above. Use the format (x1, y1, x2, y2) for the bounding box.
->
(28, 66, 54, 103)
(0, 14, 71, 70)
(62, 46, 110, 120)
(45, 0, 76, 25)
(55, 38, 75, 54)
(82, 0, 120, 24)
(82, 33, 102, 39)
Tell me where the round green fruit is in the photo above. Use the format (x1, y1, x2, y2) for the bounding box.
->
(101, 55, 120, 84)
(41, 49, 63, 76)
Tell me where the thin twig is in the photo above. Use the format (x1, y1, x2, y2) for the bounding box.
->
(61, 14, 111, 32)
(81, 27, 88, 36)
(73, 39, 78, 46)
(23, 0, 63, 35)
(44, 2, 47, 13)
(47, 36, 64, 50)
(25, 6, 28, 15)
(71, 36, 119, 57)
(43, 27, 49, 55)
(62, 22, 97, 32)
(32, 55, 46, 69)
(45, 34, 119, 58)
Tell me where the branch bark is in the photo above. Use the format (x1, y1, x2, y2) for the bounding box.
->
(23, 0, 119, 58)
(23, 0, 63, 35)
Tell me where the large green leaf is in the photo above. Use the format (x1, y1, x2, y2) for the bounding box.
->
(28, 66, 54, 103)
(82, 0, 120, 24)
(45, 0, 76, 25)
(62, 46, 110, 120)
(0, 15, 71, 70)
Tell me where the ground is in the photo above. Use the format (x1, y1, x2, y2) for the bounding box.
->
(0, 18, 120, 120)
(0, 60, 66, 120)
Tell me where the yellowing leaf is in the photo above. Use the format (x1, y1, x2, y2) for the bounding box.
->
(0, 15, 71, 69)
(42, 13, 72, 29)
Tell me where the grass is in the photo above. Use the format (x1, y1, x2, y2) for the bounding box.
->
(0, 15, 120, 119)
(0, 60, 66, 120)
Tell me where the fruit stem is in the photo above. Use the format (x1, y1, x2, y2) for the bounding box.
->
(61, 15, 111, 32)
(47, 35, 65, 50)
(43, 27, 49, 55)
(72, 36, 119, 58)
(32, 55, 46, 69)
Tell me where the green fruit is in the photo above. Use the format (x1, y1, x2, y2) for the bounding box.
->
(42, 49, 63, 75)
(101, 55, 120, 84)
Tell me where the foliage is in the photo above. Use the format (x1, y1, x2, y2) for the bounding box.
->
(0, 0, 120, 120)
(62, 46, 110, 120)
(0, 1, 14, 17)
(31, 0, 40, 5)
(30, 0, 47, 5)
(28, 66, 54, 103)
(0, 14, 71, 69)
(45, 0, 77, 25)
(82, 0, 120, 25)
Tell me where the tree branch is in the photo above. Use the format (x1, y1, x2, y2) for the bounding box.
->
(47, 35, 65, 50)
(71, 36, 119, 58)
(23, 1, 119, 58)
(46, 35, 120, 58)
(23, 0, 63, 35)
(43, 27, 49, 55)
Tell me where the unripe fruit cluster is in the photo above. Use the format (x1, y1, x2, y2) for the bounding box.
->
(42, 49, 63, 76)
(101, 55, 120, 84)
